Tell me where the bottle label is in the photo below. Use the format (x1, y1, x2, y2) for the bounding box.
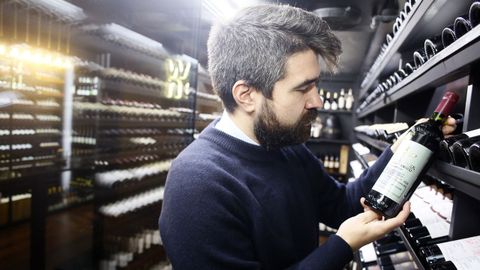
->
(372, 140, 433, 204)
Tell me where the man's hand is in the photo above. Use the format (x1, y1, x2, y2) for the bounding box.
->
(391, 116, 457, 153)
(335, 198, 410, 251)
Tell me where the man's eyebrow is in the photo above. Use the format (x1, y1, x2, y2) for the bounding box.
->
(292, 77, 319, 89)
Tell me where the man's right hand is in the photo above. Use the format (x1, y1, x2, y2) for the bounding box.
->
(335, 198, 410, 251)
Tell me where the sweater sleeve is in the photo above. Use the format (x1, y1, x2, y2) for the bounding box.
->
(307, 146, 393, 228)
(287, 235, 353, 270)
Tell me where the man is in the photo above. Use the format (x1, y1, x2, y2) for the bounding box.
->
(159, 4, 456, 269)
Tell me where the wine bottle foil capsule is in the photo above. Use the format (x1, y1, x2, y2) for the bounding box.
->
(398, 68, 408, 79)
(399, 10, 407, 23)
(386, 33, 393, 45)
(453, 16, 472, 39)
(394, 72, 403, 83)
(389, 74, 397, 85)
(405, 62, 415, 75)
(382, 81, 389, 91)
(441, 26, 456, 48)
(393, 17, 403, 34)
(424, 38, 443, 60)
(469, 1, 480, 27)
(413, 50, 426, 69)
(404, 1, 412, 15)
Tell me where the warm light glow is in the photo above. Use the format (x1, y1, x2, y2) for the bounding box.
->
(10, 47, 20, 58)
(0, 43, 72, 68)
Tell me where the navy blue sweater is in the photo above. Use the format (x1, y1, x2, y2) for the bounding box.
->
(159, 121, 393, 269)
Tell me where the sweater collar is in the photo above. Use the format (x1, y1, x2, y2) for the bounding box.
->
(200, 118, 289, 162)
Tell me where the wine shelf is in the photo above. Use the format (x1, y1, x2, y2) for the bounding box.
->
(95, 173, 168, 203)
(358, 24, 480, 118)
(194, 94, 222, 109)
(352, 149, 369, 170)
(355, 133, 390, 152)
(359, 0, 474, 100)
(101, 80, 191, 106)
(359, 0, 433, 96)
(428, 161, 480, 200)
(74, 118, 190, 129)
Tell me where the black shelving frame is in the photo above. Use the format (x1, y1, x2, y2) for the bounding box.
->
(354, 1, 480, 268)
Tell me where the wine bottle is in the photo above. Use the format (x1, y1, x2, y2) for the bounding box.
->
(468, 142, 480, 172)
(365, 91, 459, 218)
(404, 62, 416, 75)
(331, 92, 338, 110)
(413, 50, 427, 69)
(453, 16, 472, 39)
(379, 250, 413, 266)
(424, 36, 443, 60)
(438, 128, 480, 163)
(442, 26, 456, 48)
(380, 261, 418, 270)
(376, 241, 407, 256)
(451, 138, 480, 168)
(324, 92, 331, 110)
(345, 88, 354, 110)
(470, 1, 480, 28)
(430, 261, 457, 270)
(338, 89, 346, 110)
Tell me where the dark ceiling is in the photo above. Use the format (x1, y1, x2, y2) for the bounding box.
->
(66, 0, 400, 83)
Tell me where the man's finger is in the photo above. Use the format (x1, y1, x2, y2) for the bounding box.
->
(380, 201, 411, 230)
(359, 209, 383, 223)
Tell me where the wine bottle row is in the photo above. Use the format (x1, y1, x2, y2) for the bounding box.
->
(100, 228, 162, 270)
(319, 88, 354, 111)
(356, 124, 480, 176)
(371, 231, 419, 270)
(355, 122, 410, 144)
(357, 1, 480, 114)
(0, 193, 31, 225)
(360, 0, 419, 88)
(99, 186, 164, 217)
(95, 159, 172, 187)
(438, 128, 480, 172)
(96, 67, 167, 90)
(74, 101, 192, 122)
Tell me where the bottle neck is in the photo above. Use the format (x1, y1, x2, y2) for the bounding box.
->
(430, 111, 447, 126)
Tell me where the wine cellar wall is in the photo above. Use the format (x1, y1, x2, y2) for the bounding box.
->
(0, 1, 221, 269)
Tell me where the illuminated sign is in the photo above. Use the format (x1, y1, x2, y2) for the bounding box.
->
(165, 58, 191, 100)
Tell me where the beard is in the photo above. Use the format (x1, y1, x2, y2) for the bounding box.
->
(254, 100, 317, 151)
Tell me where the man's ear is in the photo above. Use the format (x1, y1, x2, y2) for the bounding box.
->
(231, 80, 258, 113)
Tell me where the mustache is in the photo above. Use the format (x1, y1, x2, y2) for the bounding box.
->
(301, 109, 317, 124)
